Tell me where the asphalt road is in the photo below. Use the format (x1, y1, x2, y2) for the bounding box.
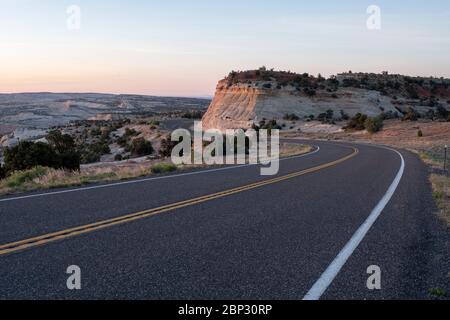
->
(0, 140, 448, 300)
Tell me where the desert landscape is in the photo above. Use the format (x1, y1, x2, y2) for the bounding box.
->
(1, 69, 449, 195)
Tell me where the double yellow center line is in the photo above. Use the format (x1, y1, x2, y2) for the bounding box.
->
(0, 147, 358, 256)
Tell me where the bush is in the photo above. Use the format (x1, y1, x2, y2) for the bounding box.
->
(344, 113, 368, 131)
(436, 106, 449, 119)
(151, 163, 177, 174)
(114, 154, 123, 161)
(418, 130, 423, 137)
(303, 88, 316, 96)
(340, 110, 350, 121)
(124, 128, 139, 137)
(90, 128, 102, 137)
(149, 120, 160, 126)
(159, 135, 179, 158)
(0, 164, 5, 180)
(3, 166, 48, 188)
(259, 119, 282, 131)
(4, 141, 59, 173)
(128, 138, 154, 157)
(46, 130, 80, 171)
(364, 117, 384, 134)
(283, 114, 300, 121)
(402, 108, 420, 121)
(380, 111, 399, 120)
(79, 140, 111, 164)
(317, 109, 335, 124)
(182, 110, 204, 119)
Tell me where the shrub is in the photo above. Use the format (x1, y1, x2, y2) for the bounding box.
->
(340, 110, 350, 121)
(91, 140, 111, 155)
(402, 108, 420, 121)
(3, 166, 48, 188)
(90, 128, 102, 137)
(80, 151, 102, 164)
(159, 135, 179, 158)
(436, 106, 449, 119)
(151, 163, 177, 174)
(114, 154, 123, 161)
(124, 128, 139, 137)
(318, 109, 335, 124)
(429, 288, 447, 298)
(259, 119, 282, 131)
(406, 85, 419, 99)
(4, 141, 59, 173)
(46, 130, 80, 171)
(149, 120, 160, 126)
(364, 117, 384, 134)
(128, 138, 154, 157)
(182, 110, 204, 119)
(303, 87, 316, 96)
(418, 130, 423, 137)
(380, 111, 399, 120)
(117, 135, 128, 148)
(344, 113, 368, 131)
(283, 114, 300, 121)
(0, 164, 5, 180)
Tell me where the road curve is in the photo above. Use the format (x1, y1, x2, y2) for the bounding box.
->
(0, 140, 448, 299)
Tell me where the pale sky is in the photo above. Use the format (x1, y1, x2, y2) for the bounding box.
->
(1, 0, 449, 97)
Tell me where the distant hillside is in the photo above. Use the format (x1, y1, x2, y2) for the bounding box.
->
(202, 68, 450, 131)
(0, 93, 210, 130)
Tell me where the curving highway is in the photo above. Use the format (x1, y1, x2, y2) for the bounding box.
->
(0, 140, 448, 299)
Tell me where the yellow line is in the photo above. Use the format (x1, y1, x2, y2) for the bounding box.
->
(0, 147, 358, 256)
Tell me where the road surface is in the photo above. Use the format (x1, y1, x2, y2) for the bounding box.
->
(0, 140, 448, 299)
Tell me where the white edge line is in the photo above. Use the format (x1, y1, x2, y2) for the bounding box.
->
(0, 146, 320, 203)
(303, 146, 405, 300)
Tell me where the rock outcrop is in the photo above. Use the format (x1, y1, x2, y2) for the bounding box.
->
(202, 69, 450, 131)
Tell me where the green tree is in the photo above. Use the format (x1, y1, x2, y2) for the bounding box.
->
(46, 130, 81, 170)
(3, 141, 58, 173)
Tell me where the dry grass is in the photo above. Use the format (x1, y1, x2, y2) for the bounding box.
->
(279, 142, 312, 157)
(0, 163, 175, 196)
(430, 174, 450, 226)
(0, 142, 311, 196)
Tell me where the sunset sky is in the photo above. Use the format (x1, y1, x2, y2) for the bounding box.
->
(1, 0, 449, 97)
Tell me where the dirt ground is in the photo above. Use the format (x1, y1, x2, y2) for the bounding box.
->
(284, 119, 450, 161)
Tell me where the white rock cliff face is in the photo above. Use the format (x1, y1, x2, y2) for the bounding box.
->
(202, 79, 399, 131)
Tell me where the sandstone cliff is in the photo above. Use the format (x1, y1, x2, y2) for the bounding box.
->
(202, 69, 450, 131)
